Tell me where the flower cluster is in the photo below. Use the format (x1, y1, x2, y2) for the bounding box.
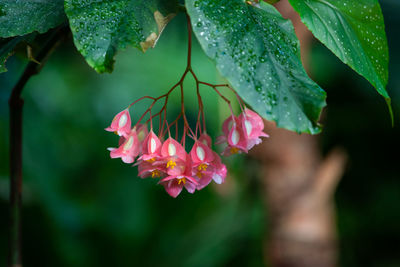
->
(105, 14, 269, 197)
(105, 103, 268, 198)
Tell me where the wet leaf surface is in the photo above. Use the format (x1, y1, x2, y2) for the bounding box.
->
(289, 0, 391, 114)
(0, 0, 65, 37)
(64, 0, 179, 73)
(187, 0, 326, 134)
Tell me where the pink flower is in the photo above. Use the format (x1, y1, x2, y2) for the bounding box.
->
(217, 109, 269, 155)
(105, 109, 131, 137)
(190, 141, 216, 189)
(215, 115, 235, 144)
(159, 154, 198, 198)
(190, 141, 214, 166)
(135, 130, 167, 178)
(108, 128, 140, 163)
(238, 108, 269, 150)
(159, 175, 198, 198)
(139, 130, 162, 162)
(136, 124, 149, 149)
(209, 152, 227, 184)
(158, 137, 188, 176)
(195, 151, 227, 190)
(138, 160, 166, 179)
(218, 116, 248, 156)
(198, 132, 212, 147)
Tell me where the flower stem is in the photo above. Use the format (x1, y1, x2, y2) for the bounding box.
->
(128, 12, 241, 144)
(186, 13, 192, 69)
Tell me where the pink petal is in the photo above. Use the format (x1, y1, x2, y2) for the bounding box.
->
(239, 108, 267, 139)
(105, 109, 131, 137)
(163, 180, 183, 198)
(196, 175, 213, 190)
(136, 124, 149, 143)
(215, 135, 227, 145)
(185, 175, 199, 185)
(214, 164, 227, 184)
(138, 163, 166, 178)
(121, 155, 134, 164)
(160, 175, 179, 182)
(190, 141, 214, 164)
(166, 160, 187, 176)
(227, 124, 248, 152)
(161, 137, 187, 161)
(110, 146, 124, 158)
(213, 174, 224, 184)
(199, 132, 212, 147)
(142, 131, 162, 157)
(109, 129, 141, 163)
(184, 182, 196, 193)
(222, 115, 237, 136)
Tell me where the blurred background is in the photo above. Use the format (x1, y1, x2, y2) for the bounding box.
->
(0, 0, 399, 266)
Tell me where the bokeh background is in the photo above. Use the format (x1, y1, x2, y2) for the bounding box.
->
(1, 1, 399, 266)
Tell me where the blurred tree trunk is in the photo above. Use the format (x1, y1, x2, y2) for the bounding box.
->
(251, 1, 347, 266)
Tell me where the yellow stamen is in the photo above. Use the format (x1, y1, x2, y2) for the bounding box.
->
(197, 163, 208, 171)
(177, 178, 186, 185)
(196, 164, 208, 179)
(166, 160, 176, 169)
(114, 131, 119, 135)
(151, 170, 160, 178)
(230, 147, 239, 154)
(146, 158, 156, 163)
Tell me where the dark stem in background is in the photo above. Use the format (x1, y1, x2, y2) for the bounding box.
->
(8, 27, 68, 267)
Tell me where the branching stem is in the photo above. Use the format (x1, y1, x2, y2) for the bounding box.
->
(127, 13, 243, 144)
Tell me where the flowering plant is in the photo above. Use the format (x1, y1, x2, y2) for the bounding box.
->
(106, 106, 268, 197)
(104, 16, 269, 197)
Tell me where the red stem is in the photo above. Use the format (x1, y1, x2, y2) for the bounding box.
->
(186, 13, 192, 69)
(128, 12, 243, 144)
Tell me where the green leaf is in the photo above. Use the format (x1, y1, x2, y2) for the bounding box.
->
(186, 0, 326, 134)
(64, 0, 179, 73)
(0, 35, 35, 73)
(0, 0, 66, 38)
(288, 0, 392, 118)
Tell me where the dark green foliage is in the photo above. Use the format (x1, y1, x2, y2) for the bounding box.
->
(0, 0, 66, 37)
(0, 2, 399, 266)
(288, 0, 392, 119)
(187, 0, 326, 134)
(64, 0, 179, 73)
(0, 0, 392, 132)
